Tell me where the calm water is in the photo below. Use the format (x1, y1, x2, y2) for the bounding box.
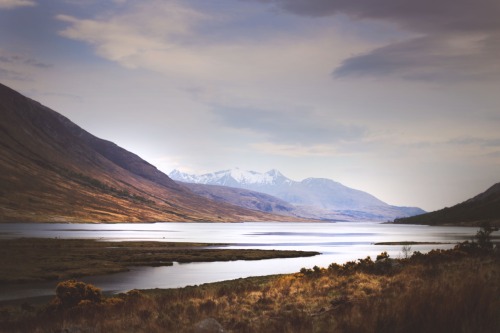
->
(0, 222, 480, 301)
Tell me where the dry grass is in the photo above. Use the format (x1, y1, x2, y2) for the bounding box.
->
(1, 245, 498, 333)
(0, 238, 318, 283)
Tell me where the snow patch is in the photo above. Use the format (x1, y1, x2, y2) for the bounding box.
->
(170, 168, 292, 185)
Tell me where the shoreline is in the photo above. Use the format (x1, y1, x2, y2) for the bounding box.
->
(0, 238, 319, 284)
(1, 245, 498, 333)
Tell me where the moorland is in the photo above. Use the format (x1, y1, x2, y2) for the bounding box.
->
(1, 226, 498, 333)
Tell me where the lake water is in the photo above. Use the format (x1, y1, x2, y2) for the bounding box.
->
(0, 222, 481, 302)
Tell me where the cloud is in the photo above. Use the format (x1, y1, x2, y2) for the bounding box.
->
(0, 53, 51, 68)
(333, 33, 500, 81)
(0, 50, 50, 81)
(258, 0, 500, 81)
(56, 1, 210, 75)
(260, 0, 500, 30)
(0, 0, 36, 9)
(250, 142, 337, 157)
(448, 137, 500, 148)
(212, 106, 366, 145)
(55, 0, 364, 86)
(0, 67, 29, 81)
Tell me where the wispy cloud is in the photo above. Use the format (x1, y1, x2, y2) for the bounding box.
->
(0, 53, 51, 68)
(448, 137, 500, 148)
(250, 142, 338, 157)
(212, 106, 366, 145)
(0, 0, 36, 9)
(333, 33, 500, 81)
(54, 0, 362, 85)
(56, 1, 210, 75)
(257, 0, 500, 31)
(258, 0, 500, 82)
(0, 50, 50, 82)
(0, 67, 29, 81)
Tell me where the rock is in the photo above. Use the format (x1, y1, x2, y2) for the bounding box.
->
(192, 318, 226, 333)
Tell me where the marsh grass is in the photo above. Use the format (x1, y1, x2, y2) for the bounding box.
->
(0, 238, 318, 283)
(1, 244, 498, 333)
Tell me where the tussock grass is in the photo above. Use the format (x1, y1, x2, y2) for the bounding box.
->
(0, 238, 318, 283)
(1, 244, 499, 333)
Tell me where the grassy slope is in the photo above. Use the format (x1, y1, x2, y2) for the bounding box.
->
(394, 183, 500, 227)
(0, 83, 305, 223)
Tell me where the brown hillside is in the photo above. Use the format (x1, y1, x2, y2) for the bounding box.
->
(394, 183, 500, 226)
(0, 83, 295, 222)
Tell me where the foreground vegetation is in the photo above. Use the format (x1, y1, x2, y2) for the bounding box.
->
(0, 238, 319, 283)
(1, 227, 498, 333)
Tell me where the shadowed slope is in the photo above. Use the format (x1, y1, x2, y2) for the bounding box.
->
(0, 83, 294, 222)
(179, 182, 300, 217)
(394, 183, 500, 226)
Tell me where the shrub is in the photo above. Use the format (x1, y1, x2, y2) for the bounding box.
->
(327, 254, 397, 276)
(401, 245, 413, 259)
(452, 224, 499, 255)
(300, 267, 314, 276)
(357, 256, 375, 271)
(53, 280, 102, 308)
(376, 251, 389, 262)
(475, 223, 499, 250)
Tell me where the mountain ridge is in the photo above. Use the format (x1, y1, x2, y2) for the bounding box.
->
(170, 168, 293, 187)
(169, 169, 425, 221)
(394, 182, 500, 226)
(178, 182, 300, 217)
(0, 83, 298, 223)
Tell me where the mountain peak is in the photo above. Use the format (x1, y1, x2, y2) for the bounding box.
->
(169, 168, 292, 188)
(169, 167, 425, 221)
(228, 168, 261, 184)
(0, 83, 289, 222)
(169, 168, 292, 186)
(265, 168, 284, 178)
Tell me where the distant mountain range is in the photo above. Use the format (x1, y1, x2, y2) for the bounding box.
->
(170, 169, 426, 221)
(5, 80, 494, 226)
(0, 83, 296, 223)
(180, 182, 300, 218)
(394, 183, 500, 226)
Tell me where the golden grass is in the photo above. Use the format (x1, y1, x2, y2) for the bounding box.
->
(1, 246, 498, 333)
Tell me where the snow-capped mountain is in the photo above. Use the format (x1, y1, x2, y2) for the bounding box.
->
(170, 168, 292, 187)
(169, 168, 426, 221)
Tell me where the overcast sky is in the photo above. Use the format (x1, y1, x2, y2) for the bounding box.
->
(1, 0, 499, 211)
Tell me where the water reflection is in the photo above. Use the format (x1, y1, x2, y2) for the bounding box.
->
(0, 222, 481, 301)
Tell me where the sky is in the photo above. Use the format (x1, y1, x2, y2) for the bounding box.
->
(1, 0, 499, 211)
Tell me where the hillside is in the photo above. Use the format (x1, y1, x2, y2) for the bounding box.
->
(0, 83, 295, 223)
(170, 169, 425, 221)
(394, 183, 500, 226)
(179, 182, 300, 217)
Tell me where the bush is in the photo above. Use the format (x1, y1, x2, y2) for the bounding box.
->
(53, 280, 102, 308)
(475, 223, 499, 250)
(327, 253, 396, 276)
(376, 251, 389, 262)
(452, 224, 499, 255)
